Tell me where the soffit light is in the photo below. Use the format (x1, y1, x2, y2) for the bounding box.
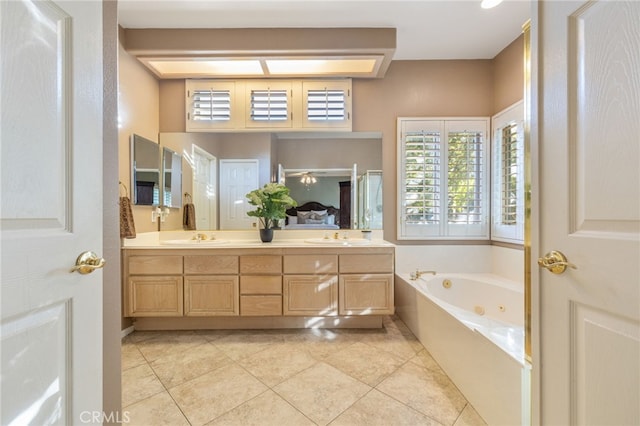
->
(139, 56, 383, 79)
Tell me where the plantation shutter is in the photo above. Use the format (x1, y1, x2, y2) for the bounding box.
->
(398, 118, 489, 240)
(250, 88, 288, 121)
(307, 88, 346, 121)
(190, 89, 231, 122)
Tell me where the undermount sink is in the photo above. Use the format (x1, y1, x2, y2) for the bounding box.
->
(161, 239, 228, 246)
(304, 238, 372, 246)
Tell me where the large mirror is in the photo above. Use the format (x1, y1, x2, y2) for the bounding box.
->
(158, 131, 382, 230)
(130, 134, 160, 205)
(162, 147, 182, 208)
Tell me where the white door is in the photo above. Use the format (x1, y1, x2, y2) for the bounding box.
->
(535, 1, 640, 424)
(351, 163, 358, 228)
(192, 145, 217, 230)
(219, 159, 259, 229)
(1, 1, 104, 425)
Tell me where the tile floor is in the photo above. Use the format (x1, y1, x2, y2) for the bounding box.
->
(121, 316, 487, 426)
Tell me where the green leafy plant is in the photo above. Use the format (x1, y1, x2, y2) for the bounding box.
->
(246, 183, 297, 229)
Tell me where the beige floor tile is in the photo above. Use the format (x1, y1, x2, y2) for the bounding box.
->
(274, 362, 371, 425)
(121, 363, 165, 408)
(377, 362, 467, 425)
(358, 332, 424, 361)
(212, 332, 283, 361)
(123, 330, 165, 344)
(169, 364, 268, 426)
(136, 331, 210, 362)
(121, 341, 147, 371)
(206, 389, 315, 426)
(331, 389, 443, 426)
(239, 342, 318, 387)
(453, 403, 487, 426)
(297, 331, 361, 360)
(124, 391, 189, 426)
(409, 349, 445, 374)
(150, 342, 233, 388)
(324, 342, 406, 386)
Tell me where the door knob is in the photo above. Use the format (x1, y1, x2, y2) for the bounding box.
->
(537, 250, 577, 274)
(70, 251, 106, 274)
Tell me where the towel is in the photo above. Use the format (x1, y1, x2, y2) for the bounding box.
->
(119, 196, 136, 239)
(183, 203, 196, 230)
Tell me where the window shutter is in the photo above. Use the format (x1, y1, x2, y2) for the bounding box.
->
(307, 88, 346, 121)
(446, 129, 485, 226)
(191, 89, 231, 122)
(250, 88, 288, 121)
(403, 130, 441, 226)
(500, 123, 519, 225)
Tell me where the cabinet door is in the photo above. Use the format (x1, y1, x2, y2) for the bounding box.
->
(184, 275, 239, 316)
(283, 275, 338, 316)
(128, 276, 183, 317)
(339, 274, 394, 315)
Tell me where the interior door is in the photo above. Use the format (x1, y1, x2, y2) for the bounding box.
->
(219, 159, 259, 229)
(1, 0, 104, 424)
(192, 145, 217, 230)
(535, 1, 640, 424)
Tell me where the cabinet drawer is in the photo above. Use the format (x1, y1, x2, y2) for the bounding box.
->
(240, 276, 282, 295)
(240, 255, 282, 274)
(184, 255, 238, 274)
(128, 255, 182, 275)
(128, 276, 183, 317)
(283, 255, 338, 274)
(339, 254, 393, 274)
(240, 295, 282, 316)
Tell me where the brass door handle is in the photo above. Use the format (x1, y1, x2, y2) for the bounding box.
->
(537, 250, 577, 274)
(70, 251, 106, 274)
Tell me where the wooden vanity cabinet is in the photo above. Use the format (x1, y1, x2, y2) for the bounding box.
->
(283, 254, 338, 316)
(184, 255, 239, 316)
(239, 255, 283, 316)
(339, 253, 394, 315)
(126, 255, 183, 317)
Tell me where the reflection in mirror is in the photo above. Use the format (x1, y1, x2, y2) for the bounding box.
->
(162, 147, 182, 208)
(357, 170, 383, 230)
(130, 134, 160, 205)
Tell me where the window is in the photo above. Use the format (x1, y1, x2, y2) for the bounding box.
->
(491, 101, 524, 243)
(398, 118, 489, 240)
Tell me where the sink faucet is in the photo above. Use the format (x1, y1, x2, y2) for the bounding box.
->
(410, 269, 437, 280)
(193, 233, 208, 242)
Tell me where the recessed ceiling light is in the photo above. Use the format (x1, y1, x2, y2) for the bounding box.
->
(481, 0, 504, 9)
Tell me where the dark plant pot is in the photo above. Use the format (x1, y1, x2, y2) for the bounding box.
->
(259, 228, 274, 243)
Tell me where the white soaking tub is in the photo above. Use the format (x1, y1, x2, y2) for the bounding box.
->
(395, 273, 531, 426)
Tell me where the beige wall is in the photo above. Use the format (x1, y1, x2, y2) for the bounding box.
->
(144, 37, 523, 242)
(493, 34, 525, 113)
(118, 44, 160, 234)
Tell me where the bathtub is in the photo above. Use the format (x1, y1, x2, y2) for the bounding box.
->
(395, 273, 531, 426)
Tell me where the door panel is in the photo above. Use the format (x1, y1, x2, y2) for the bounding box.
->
(536, 1, 639, 424)
(1, 0, 103, 424)
(219, 159, 259, 229)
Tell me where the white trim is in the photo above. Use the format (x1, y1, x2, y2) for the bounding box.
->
(121, 325, 135, 339)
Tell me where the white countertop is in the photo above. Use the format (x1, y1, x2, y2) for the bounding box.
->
(122, 230, 393, 249)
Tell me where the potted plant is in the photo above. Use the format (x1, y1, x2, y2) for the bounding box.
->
(246, 183, 297, 242)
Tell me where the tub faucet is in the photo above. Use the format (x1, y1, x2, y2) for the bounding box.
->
(410, 269, 437, 280)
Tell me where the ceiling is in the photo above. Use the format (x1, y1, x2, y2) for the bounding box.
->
(118, 0, 531, 61)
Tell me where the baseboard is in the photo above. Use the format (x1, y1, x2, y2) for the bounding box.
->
(120, 325, 135, 339)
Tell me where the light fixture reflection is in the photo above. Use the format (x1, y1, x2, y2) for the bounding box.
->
(300, 173, 317, 188)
